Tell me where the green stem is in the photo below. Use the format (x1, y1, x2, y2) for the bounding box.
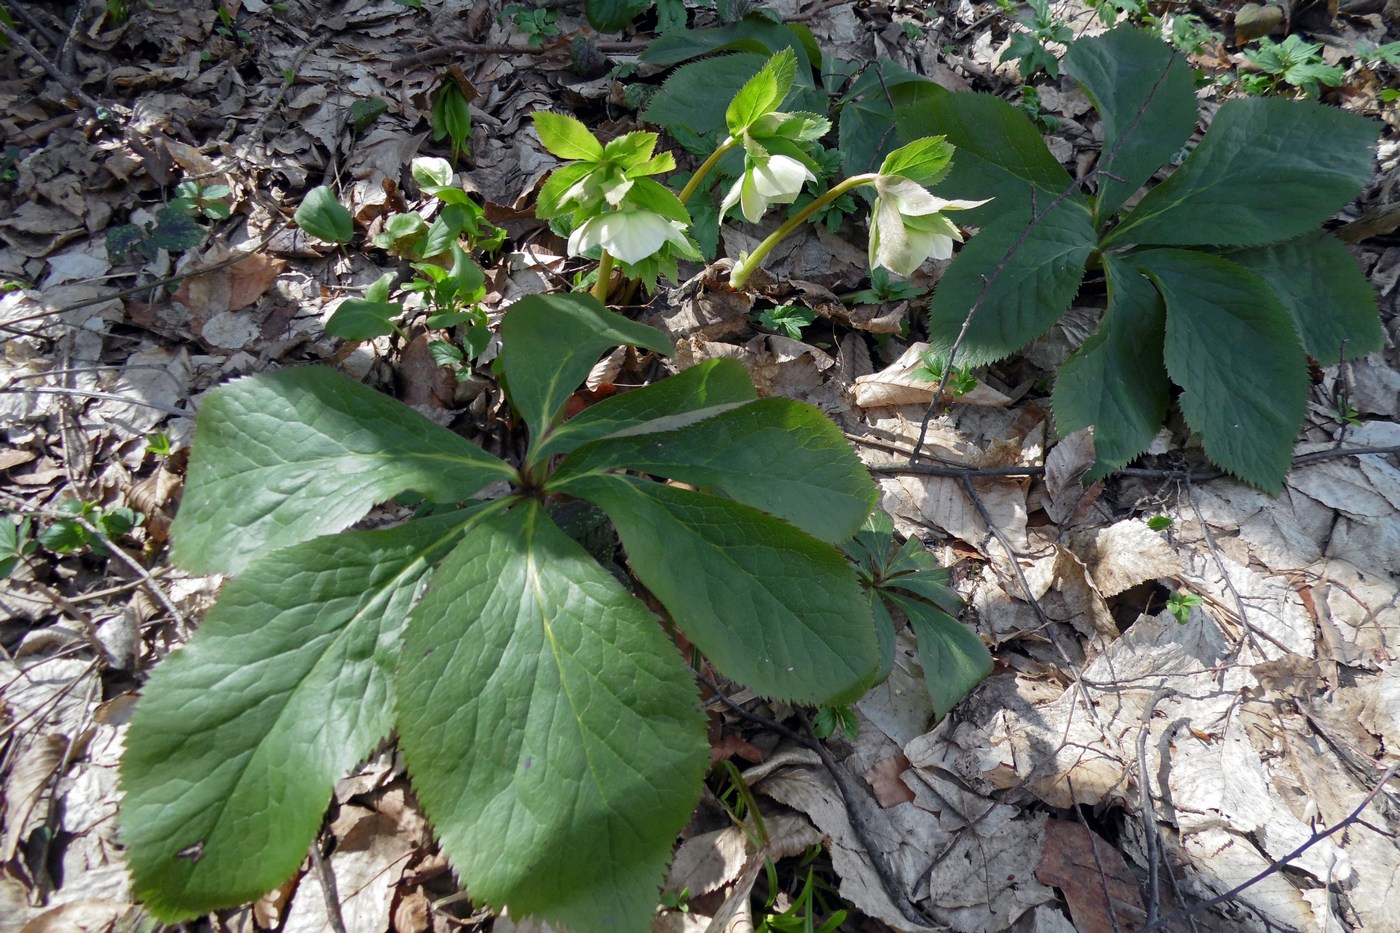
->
(592, 249, 615, 303)
(729, 174, 878, 289)
(677, 136, 739, 206)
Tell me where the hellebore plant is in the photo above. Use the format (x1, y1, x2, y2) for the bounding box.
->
(532, 48, 989, 296)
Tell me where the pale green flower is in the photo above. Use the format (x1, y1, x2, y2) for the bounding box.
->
(720, 154, 815, 224)
(567, 209, 695, 265)
(869, 176, 988, 277)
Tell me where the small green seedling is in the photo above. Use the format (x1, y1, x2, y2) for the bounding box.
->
(432, 75, 474, 164)
(1167, 591, 1203, 624)
(914, 352, 979, 397)
(998, 0, 1074, 79)
(844, 266, 927, 305)
(1146, 514, 1173, 532)
(811, 704, 859, 740)
(145, 433, 174, 456)
(1240, 35, 1345, 99)
(754, 304, 817, 339)
(293, 186, 353, 245)
(169, 181, 232, 220)
(499, 3, 560, 46)
(38, 500, 141, 556)
(0, 515, 38, 578)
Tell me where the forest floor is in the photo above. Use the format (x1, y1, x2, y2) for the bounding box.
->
(2, 0, 1400, 931)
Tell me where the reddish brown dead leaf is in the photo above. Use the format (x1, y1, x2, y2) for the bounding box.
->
(1035, 819, 1146, 933)
(863, 753, 916, 808)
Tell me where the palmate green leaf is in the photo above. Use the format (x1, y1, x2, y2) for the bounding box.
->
(1053, 254, 1170, 478)
(396, 501, 708, 932)
(1224, 234, 1383, 365)
(531, 111, 603, 162)
(1134, 249, 1310, 491)
(535, 358, 756, 459)
(170, 367, 513, 575)
(501, 293, 673, 443)
(553, 397, 876, 544)
(1062, 25, 1197, 222)
(925, 200, 1097, 366)
(1105, 98, 1377, 248)
(883, 542, 961, 616)
(566, 474, 878, 704)
(536, 162, 595, 220)
(883, 592, 992, 722)
(727, 48, 796, 134)
(642, 54, 767, 141)
(120, 509, 484, 920)
(837, 61, 932, 177)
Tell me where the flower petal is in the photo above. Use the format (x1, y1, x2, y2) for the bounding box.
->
(752, 155, 813, 201)
(596, 210, 672, 264)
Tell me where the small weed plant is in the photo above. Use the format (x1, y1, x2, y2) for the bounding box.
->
(1240, 34, 1345, 99)
(897, 25, 1381, 490)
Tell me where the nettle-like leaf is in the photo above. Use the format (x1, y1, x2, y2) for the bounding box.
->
(124, 292, 882, 929)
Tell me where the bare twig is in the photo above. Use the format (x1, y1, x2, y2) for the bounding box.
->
(0, 386, 192, 418)
(1136, 764, 1400, 932)
(309, 836, 350, 933)
(0, 16, 118, 120)
(1136, 687, 1175, 926)
(1066, 776, 1126, 933)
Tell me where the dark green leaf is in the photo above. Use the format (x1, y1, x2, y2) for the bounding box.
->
(1225, 234, 1382, 365)
(1053, 254, 1170, 478)
(325, 296, 401, 340)
(294, 186, 353, 245)
(643, 54, 767, 141)
(884, 592, 992, 722)
(1106, 98, 1377, 248)
(121, 510, 480, 920)
(397, 502, 708, 931)
(554, 397, 877, 544)
(500, 293, 672, 442)
(567, 474, 879, 704)
(150, 207, 205, 253)
(1135, 249, 1309, 491)
(837, 61, 934, 177)
(535, 358, 756, 459)
(1062, 25, 1197, 222)
(925, 201, 1096, 366)
(38, 520, 88, 553)
(585, 0, 652, 33)
(170, 367, 513, 575)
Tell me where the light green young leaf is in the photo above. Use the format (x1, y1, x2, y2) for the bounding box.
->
(293, 186, 353, 244)
(567, 474, 879, 704)
(1135, 249, 1309, 491)
(397, 502, 708, 932)
(925, 201, 1096, 365)
(1053, 255, 1170, 478)
(535, 358, 756, 459)
(501, 293, 673, 442)
(411, 156, 454, 188)
(603, 131, 664, 172)
(1062, 25, 1197, 222)
(884, 591, 992, 722)
(170, 367, 513, 575)
(536, 162, 596, 219)
(623, 177, 691, 223)
(531, 111, 604, 162)
(553, 397, 876, 544)
(121, 509, 482, 920)
(878, 136, 955, 187)
(324, 295, 401, 341)
(1224, 234, 1383, 365)
(726, 47, 797, 134)
(1105, 98, 1377, 248)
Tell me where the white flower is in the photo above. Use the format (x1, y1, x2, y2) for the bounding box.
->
(567, 209, 694, 264)
(868, 176, 989, 277)
(720, 154, 815, 224)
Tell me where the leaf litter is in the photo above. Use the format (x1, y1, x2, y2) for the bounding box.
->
(1, 0, 1399, 931)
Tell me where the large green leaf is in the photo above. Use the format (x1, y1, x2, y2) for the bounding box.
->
(1135, 249, 1310, 491)
(642, 54, 767, 141)
(396, 502, 707, 932)
(585, 0, 651, 32)
(883, 591, 992, 722)
(1063, 25, 1197, 222)
(1105, 98, 1377, 248)
(567, 474, 878, 704)
(500, 293, 673, 441)
(924, 201, 1096, 365)
(1225, 234, 1383, 365)
(1053, 254, 1170, 478)
(534, 358, 757, 461)
(120, 509, 483, 920)
(893, 90, 1076, 194)
(838, 62, 936, 177)
(170, 368, 513, 575)
(553, 397, 876, 544)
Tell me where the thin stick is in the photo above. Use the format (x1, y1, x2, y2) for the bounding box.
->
(309, 837, 350, 933)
